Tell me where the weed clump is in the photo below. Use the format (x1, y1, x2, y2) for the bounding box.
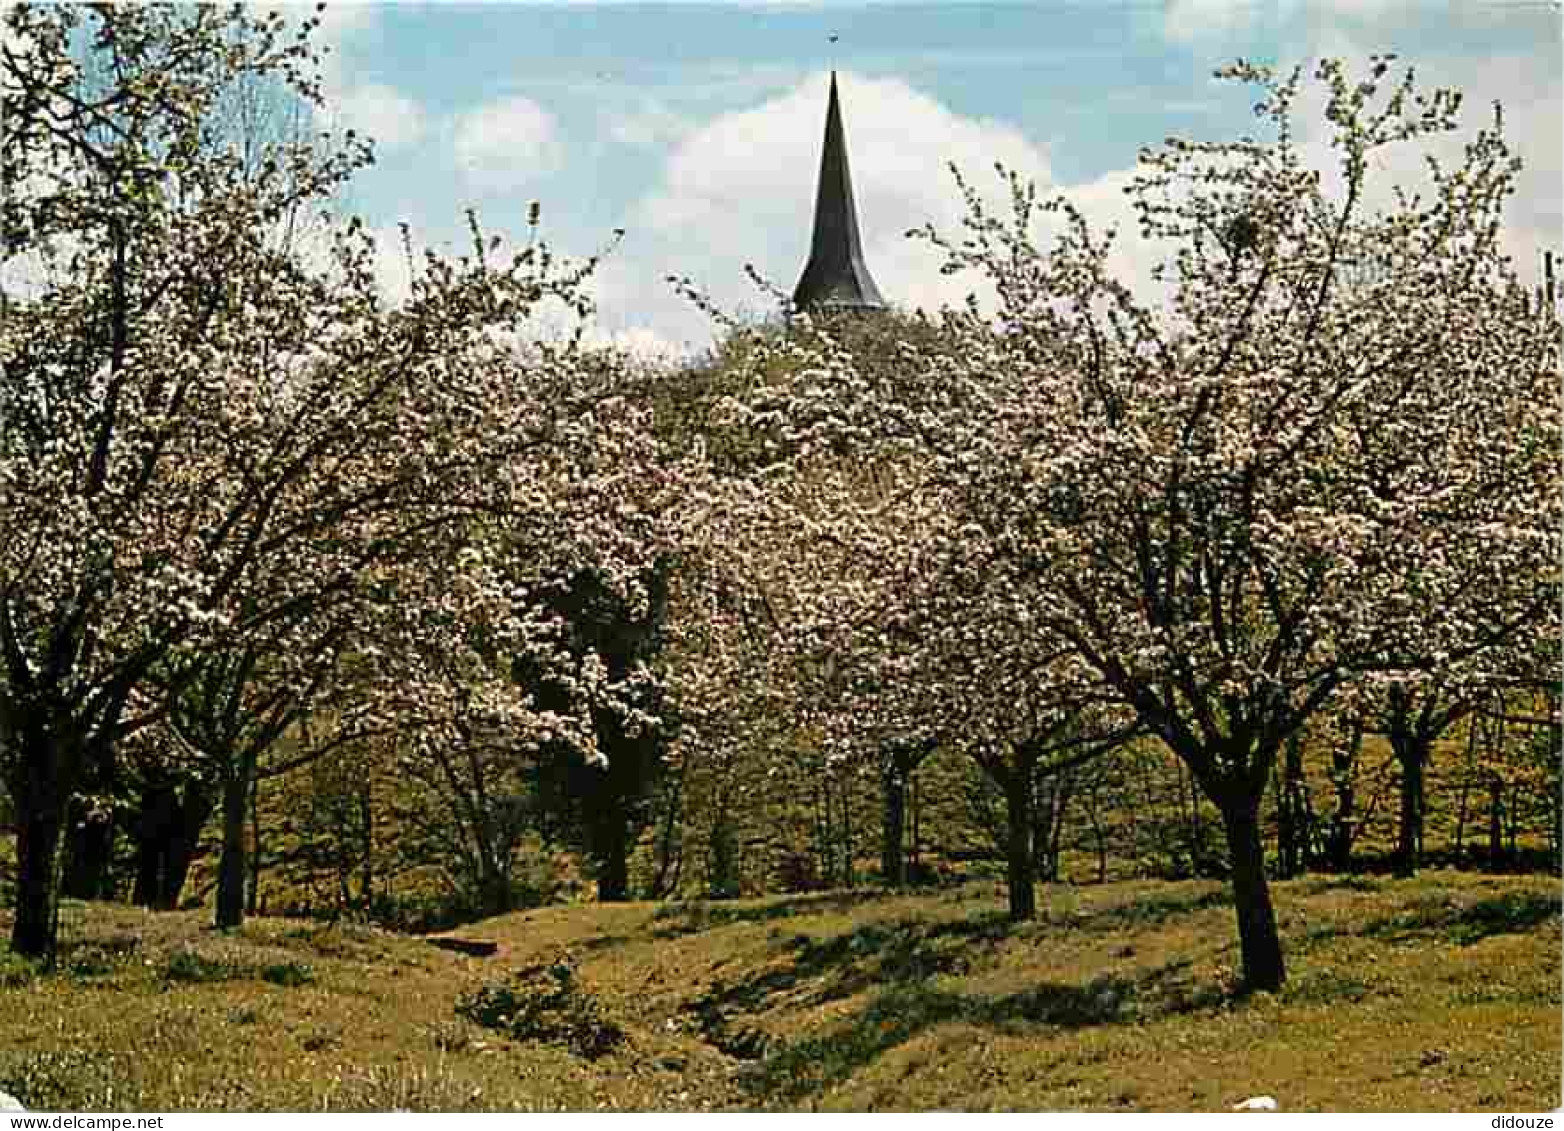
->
(0, 951, 43, 989)
(164, 948, 238, 984)
(456, 956, 624, 1060)
(261, 961, 315, 988)
(0, 1050, 124, 1111)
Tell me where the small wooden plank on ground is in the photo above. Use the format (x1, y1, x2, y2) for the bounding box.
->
(427, 936, 499, 957)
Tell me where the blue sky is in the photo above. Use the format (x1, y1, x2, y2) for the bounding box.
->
(310, 1, 1563, 353)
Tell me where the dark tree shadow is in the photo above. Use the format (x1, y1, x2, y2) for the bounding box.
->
(667, 906, 1241, 1103)
(1078, 888, 1232, 932)
(738, 952, 1237, 1105)
(652, 888, 902, 938)
(1363, 890, 1560, 947)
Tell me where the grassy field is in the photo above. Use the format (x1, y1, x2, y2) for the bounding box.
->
(0, 870, 1558, 1111)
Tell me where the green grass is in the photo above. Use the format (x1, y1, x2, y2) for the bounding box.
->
(0, 871, 1557, 1111)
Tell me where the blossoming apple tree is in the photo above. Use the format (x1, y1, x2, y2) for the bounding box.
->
(721, 58, 1559, 989)
(0, 3, 686, 955)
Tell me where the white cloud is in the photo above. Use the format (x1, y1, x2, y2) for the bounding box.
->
(313, 1, 377, 43)
(607, 101, 696, 149)
(597, 70, 1055, 348)
(588, 323, 687, 362)
(453, 96, 561, 188)
(368, 224, 418, 307)
(1162, 0, 1273, 45)
(1140, 11, 1560, 294)
(594, 42, 1559, 353)
(310, 3, 428, 152)
(1279, 32, 1561, 288)
(327, 81, 427, 149)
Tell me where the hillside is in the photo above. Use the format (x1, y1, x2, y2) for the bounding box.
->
(1, 871, 1558, 1112)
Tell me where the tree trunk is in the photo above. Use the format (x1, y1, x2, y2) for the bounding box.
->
(842, 774, 856, 888)
(594, 793, 630, 903)
(1326, 717, 1361, 871)
(1220, 801, 1285, 992)
(819, 779, 832, 894)
(215, 770, 248, 930)
(131, 779, 175, 908)
(11, 762, 67, 959)
(158, 834, 197, 912)
(247, 776, 262, 917)
(1034, 778, 1059, 883)
(478, 859, 513, 917)
(1004, 773, 1036, 921)
(1276, 732, 1305, 879)
(1393, 732, 1428, 878)
(1488, 775, 1505, 871)
(357, 777, 373, 912)
(650, 764, 685, 899)
(61, 800, 116, 901)
(132, 835, 160, 909)
(1086, 780, 1108, 883)
(1186, 764, 1207, 876)
(881, 761, 907, 888)
(158, 784, 214, 911)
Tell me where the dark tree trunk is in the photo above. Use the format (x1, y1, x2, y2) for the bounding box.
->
(1453, 712, 1482, 863)
(158, 835, 197, 911)
(650, 763, 685, 899)
(130, 778, 214, 912)
(61, 800, 116, 901)
(357, 778, 372, 912)
(1487, 775, 1505, 870)
(1220, 800, 1285, 992)
(811, 779, 830, 887)
(881, 762, 907, 888)
(1392, 731, 1429, 878)
(1185, 763, 1207, 876)
(215, 770, 248, 930)
(1047, 776, 1070, 881)
(1549, 759, 1563, 873)
(1034, 778, 1060, 884)
(1453, 773, 1471, 862)
(594, 793, 630, 903)
(12, 758, 67, 959)
(1085, 780, 1108, 883)
(1326, 717, 1362, 872)
(247, 776, 262, 917)
(841, 773, 855, 887)
(160, 785, 213, 911)
(133, 834, 161, 909)
(1004, 772, 1036, 921)
(1276, 732, 1305, 879)
(131, 779, 176, 908)
(478, 859, 513, 917)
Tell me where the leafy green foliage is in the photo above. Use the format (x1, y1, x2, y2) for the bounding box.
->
(456, 957, 625, 1060)
(164, 948, 241, 984)
(0, 1050, 125, 1111)
(260, 961, 315, 988)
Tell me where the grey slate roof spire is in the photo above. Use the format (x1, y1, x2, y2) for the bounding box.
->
(792, 72, 886, 313)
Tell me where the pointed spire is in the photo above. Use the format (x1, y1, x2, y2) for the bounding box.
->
(793, 72, 886, 313)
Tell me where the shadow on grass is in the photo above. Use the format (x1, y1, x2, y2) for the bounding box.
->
(1079, 887, 1232, 932)
(1296, 874, 1383, 896)
(736, 952, 1235, 1104)
(674, 907, 1239, 1102)
(1363, 890, 1560, 947)
(652, 888, 902, 938)
(698, 912, 1013, 1017)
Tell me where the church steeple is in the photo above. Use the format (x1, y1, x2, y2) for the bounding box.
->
(792, 72, 886, 313)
